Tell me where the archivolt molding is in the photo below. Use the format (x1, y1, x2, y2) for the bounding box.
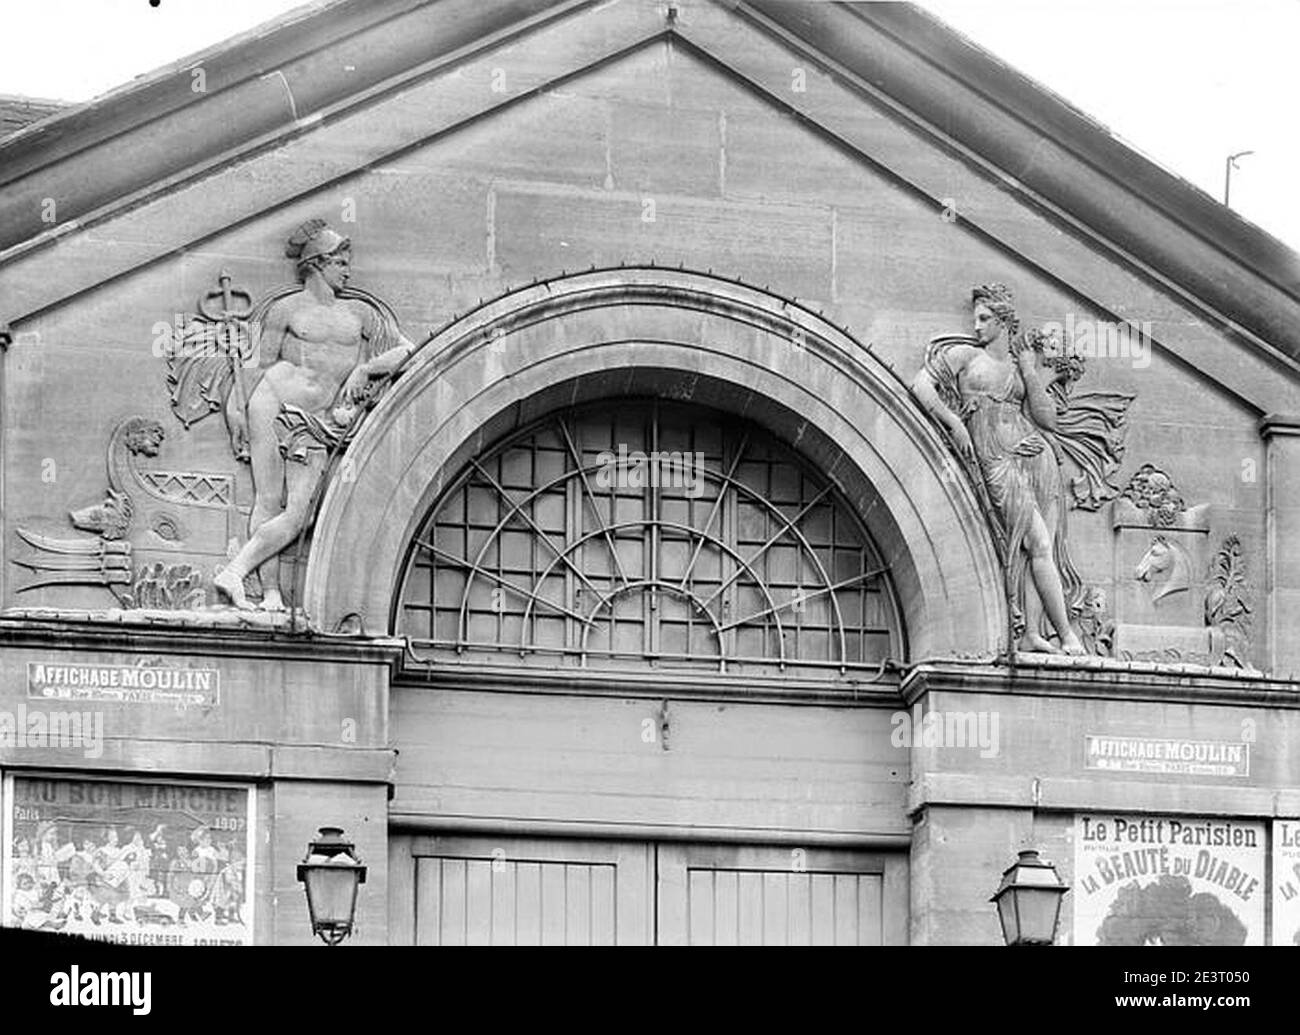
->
(305, 267, 1007, 660)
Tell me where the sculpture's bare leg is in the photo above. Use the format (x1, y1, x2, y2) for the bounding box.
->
(245, 486, 283, 612)
(1021, 511, 1083, 654)
(1020, 578, 1055, 654)
(216, 390, 289, 609)
(215, 454, 324, 609)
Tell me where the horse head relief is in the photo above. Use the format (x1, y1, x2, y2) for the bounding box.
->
(1134, 534, 1193, 604)
(1100, 464, 1258, 670)
(1109, 464, 1211, 630)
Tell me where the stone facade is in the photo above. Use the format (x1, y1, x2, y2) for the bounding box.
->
(0, 0, 1297, 945)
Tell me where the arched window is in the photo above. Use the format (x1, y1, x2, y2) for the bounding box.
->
(396, 399, 904, 679)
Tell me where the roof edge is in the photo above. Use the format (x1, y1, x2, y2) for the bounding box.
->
(746, 0, 1300, 366)
(0, 0, 419, 181)
(0, 0, 578, 255)
(868, 3, 1300, 306)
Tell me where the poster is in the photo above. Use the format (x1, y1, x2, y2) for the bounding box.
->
(2, 773, 254, 945)
(1272, 819, 1300, 946)
(1072, 814, 1265, 946)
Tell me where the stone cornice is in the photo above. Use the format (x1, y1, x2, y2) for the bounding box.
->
(395, 656, 905, 706)
(1260, 413, 1300, 439)
(909, 772, 1300, 820)
(902, 656, 1300, 708)
(0, 747, 398, 786)
(0, 613, 405, 669)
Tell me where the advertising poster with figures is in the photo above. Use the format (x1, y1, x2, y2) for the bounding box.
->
(1073, 814, 1264, 946)
(1272, 820, 1300, 946)
(1, 773, 254, 945)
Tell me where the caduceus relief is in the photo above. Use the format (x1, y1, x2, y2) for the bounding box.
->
(165, 219, 421, 611)
(911, 284, 1133, 654)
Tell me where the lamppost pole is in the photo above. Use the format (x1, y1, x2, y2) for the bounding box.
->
(1224, 150, 1255, 207)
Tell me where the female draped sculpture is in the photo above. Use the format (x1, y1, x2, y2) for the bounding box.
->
(912, 284, 1132, 654)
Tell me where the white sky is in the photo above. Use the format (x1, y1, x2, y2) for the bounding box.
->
(1, 0, 1296, 251)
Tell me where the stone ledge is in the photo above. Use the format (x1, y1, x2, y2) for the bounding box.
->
(1012, 650, 1266, 681)
(394, 656, 905, 705)
(901, 655, 1300, 707)
(0, 611, 405, 667)
(909, 773, 1300, 818)
(1260, 413, 1300, 438)
(3, 605, 299, 631)
(0, 744, 396, 784)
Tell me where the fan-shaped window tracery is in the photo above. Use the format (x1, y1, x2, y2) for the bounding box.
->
(396, 400, 903, 678)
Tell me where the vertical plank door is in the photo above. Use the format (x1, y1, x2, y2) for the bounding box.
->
(395, 834, 653, 945)
(657, 843, 908, 946)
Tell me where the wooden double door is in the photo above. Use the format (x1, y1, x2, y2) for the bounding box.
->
(389, 834, 907, 945)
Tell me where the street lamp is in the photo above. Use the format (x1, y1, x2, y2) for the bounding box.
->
(990, 848, 1069, 946)
(297, 826, 367, 946)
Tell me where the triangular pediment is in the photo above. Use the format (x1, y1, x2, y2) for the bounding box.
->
(1, 0, 1296, 416)
(3, 8, 1299, 962)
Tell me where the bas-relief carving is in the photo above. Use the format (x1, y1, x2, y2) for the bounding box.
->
(1113, 533, 1257, 672)
(911, 284, 1133, 656)
(1135, 535, 1193, 604)
(166, 219, 420, 612)
(12, 416, 238, 610)
(9, 219, 422, 627)
(1113, 463, 1211, 630)
(1120, 463, 1189, 528)
(3, 246, 1267, 674)
(1107, 464, 1257, 670)
(1203, 534, 1253, 669)
(1114, 463, 1211, 533)
(1076, 586, 1115, 658)
(910, 285, 1264, 673)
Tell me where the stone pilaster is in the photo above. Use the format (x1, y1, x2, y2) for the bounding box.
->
(1262, 414, 1300, 678)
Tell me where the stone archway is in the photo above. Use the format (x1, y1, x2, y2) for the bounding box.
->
(304, 267, 1006, 660)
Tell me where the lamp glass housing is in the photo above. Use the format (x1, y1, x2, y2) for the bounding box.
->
(990, 849, 1068, 946)
(297, 826, 367, 946)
